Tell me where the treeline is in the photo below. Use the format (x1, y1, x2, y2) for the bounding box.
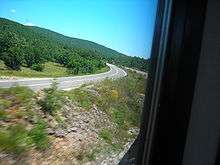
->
(0, 18, 149, 73)
(0, 31, 105, 74)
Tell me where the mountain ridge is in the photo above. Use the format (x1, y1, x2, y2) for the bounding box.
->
(0, 17, 149, 72)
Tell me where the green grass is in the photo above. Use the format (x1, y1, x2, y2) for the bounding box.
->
(0, 86, 35, 122)
(0, 86, 34, 108)
(0, 86, 50, 155)
(93, 66, 109, 74)
(0, 61, 110, 78)
(0, 121, 50, 155)
(0, 69, 146, 159)
(99, 128, 113, 144)
(38, 82, 64, 115)
(0, 99, 12, 111)
(0, 124, 31, 155)
(61, 70, 147, 152)
(59, 88, 95, 111)
(28, 120, 50, 151)
(62, 70, 146, 128)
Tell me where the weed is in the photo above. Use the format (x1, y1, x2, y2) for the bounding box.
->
(31, 63, 44, 71)
(7, 86, 34, 105)
(28, 120, 50, 150)
(0, 98, 12, 110)
(99, 128, 113, 144)
(0, 124, 31, 155)
(38, 82, 63, 115)
(0, 110, 7, 120)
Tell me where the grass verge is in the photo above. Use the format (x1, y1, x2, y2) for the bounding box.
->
(0, 86, 50, 156)
(0, 61, 110, 78)
(61, 69, 147, 152)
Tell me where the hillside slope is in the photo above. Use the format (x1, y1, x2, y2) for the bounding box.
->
(0, 18, 149, 72)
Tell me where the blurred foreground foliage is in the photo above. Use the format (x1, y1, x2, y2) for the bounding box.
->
(0, 69, 146, 159)
(0, 87, 50, 156)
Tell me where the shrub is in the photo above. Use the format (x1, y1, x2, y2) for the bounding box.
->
(86, 150, 96, 161)
(99, 128, 112, 144)
(84, 147, 100, 161)
(110, 108, 126, 128)
(29, 120, 49, 150)
(7, 86, 34, 105)
(0, 110, 7, 120)
(110, 90, 119, 101)
(0, 124, 31, 155)
(31, 63, 44, 71)
(62, 70, 146, 151)
(0, 98, 12, 111)
(38, 82, 63, 115)
(0, 122, 50, 155)
(63, 88, 94, 111)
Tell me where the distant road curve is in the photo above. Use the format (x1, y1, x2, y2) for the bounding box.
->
(124, 67, 148, 79)
(0, 64, 127, 91)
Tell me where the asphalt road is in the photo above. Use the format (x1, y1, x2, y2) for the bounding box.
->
(0, 64, 127, 91)
(124, 67, 148, 78)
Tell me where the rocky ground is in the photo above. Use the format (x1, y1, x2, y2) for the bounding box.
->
(0, 69, 146, 165)
(0, 91, 138, 165)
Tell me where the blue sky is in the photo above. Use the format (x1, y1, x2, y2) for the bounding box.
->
(0, 0, 157, 58)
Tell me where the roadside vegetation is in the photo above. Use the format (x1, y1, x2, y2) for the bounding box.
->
(0, 60, 109, 78)
(59, 69, 146, 152)
(0, 87, 50, 156)
(0, 69, 146, 163)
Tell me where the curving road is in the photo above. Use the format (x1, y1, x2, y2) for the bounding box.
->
(0, 64, 127, 91)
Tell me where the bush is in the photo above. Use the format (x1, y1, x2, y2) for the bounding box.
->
(6, 86, 34, 106)
(99, 128, 112, 144)
(38, 82, 63, 115)
(0, 98, 12, 111)
(29, 120, 49, 150)
(0, 110, 7, 120)
(110, 107, 126, 128)
(0, 124, 31, 155)
(31, 63, 44, 71)
(0, 121, 50, 155)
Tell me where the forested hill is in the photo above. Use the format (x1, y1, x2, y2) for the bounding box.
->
(0, 18, 149, 72)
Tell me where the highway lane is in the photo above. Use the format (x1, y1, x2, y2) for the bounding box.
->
(124, 67, 148, 79)
(0, 64, 127, 91)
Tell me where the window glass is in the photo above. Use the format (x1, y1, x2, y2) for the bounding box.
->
(0, 0, 157, 164)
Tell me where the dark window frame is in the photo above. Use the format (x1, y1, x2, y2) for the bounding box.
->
(120, 0, 209, 164)
(138, 0, 208, 164)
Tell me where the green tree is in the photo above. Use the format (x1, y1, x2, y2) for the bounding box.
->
(67, 58, 81, 74)
(0, 18, 149, 72)
(0, 32, 25, 70)
(31, 63, 44, 71)
(81, 60, 94, 73)
(24, 40, 44, 67)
